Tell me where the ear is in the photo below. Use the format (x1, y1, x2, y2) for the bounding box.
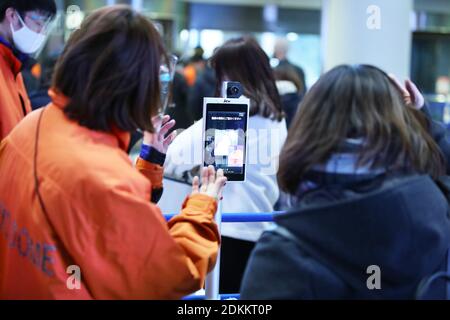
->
(5, 7, 20, 31)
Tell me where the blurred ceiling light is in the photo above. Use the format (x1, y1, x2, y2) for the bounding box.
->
(261, 32, 276, 57)
(200, 30, 224, 58)
(180, 29, 189, 42)
(270, 58, 280, 68)
(437, 94, 447, 103)
(65, 5, 84, 30)
(189, 29, 200, 48)
(263, 4, 278, 24)
(287, 32, 299, 42)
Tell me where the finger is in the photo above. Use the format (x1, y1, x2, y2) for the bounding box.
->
(201, 167, 209, 193)
(160, 120, 176, 137)
(163, 131, 177, 149)
(216, 169, 225, 197)
(405, 79, 423, 105)
(388, 74, 409, 97)
(216, 168, 224, 180)
(151, 115, 163, 130)
(161, 115, 171, 126)
(214, 176, 228, 200)
(192, 176, 200, 194)
(208, 165, 216, 184)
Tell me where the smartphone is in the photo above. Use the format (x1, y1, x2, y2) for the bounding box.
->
(203, 97, 250, 182)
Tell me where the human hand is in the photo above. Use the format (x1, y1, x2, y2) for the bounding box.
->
(191, 166, 227, 200)
(388, 74, 425, 110)
(143, 115, 177, 154)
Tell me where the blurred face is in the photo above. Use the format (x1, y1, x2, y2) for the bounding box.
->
(12, 10, 51, 34)
(22, 11, 50, 33)
(4, 8, 53, 54)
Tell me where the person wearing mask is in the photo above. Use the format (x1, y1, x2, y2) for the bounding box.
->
(0, 5, 227, 300)
(165, 37, 288, 294)
(273, 38, 307, 96)
(240, 65, 450, 299)
(0, 0, 56, 140)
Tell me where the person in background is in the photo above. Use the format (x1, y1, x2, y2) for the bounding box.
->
(0, 5, 227, 300)
(0, 0, 56, 140)
(165, 36, 287, 294)
(241, 65, 450, 299)
(28, 55, 58, 110)
(166, 71, 190, 131)
(21, 58, 41, 93)
(274, 63, 304, 129)
(186, 62, 217, 123)
(183, 46, 207, 87)
(273, 37, 307, 96)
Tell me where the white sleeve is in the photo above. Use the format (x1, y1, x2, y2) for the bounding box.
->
(165, 121, 204, 177)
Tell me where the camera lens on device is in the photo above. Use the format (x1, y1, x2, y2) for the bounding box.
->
(229, 86, 239, 95)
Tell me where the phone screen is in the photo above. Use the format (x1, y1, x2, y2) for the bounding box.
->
(204, 103, 248, 181)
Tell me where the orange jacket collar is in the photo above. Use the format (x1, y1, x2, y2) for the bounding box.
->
(48, 89, 131, 152)
(0, 43, 22, 76)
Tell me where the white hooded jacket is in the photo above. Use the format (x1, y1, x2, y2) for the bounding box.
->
(163, 115, 287, 242)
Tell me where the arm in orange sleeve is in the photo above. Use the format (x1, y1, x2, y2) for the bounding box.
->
(45, 176, 220, 300)
(136, 157, 164, 203)
(168, 194, 221, 279)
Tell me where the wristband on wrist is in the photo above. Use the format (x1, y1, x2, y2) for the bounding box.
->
(140, 145, 166, 166)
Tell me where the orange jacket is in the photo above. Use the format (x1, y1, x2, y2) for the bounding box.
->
(183, 65, 197, 87)
(0, 91, 220, 300)
(0, 42, 32, 141)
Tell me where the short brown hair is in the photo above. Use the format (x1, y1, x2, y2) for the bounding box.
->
(211, 37, 284, 121)
(52, 5, 167, 133)
(278, 64, 445, 194)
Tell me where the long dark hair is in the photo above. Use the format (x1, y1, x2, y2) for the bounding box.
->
(278, 64, 445, 194)
(211, 36, 284, 121)
(52, 5, 168, 133)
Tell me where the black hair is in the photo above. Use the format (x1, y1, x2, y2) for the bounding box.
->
(0, 0, 57, 22)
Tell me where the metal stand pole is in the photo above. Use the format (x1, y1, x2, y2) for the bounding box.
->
(205, 200, 222, 300)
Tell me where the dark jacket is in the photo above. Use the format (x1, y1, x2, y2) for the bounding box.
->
(167, 72, 190, 131)
(240, 174, 450, 299)
(187, 67, 216, 123)
(281, 93, 302, 129)
(424, 105, 450, 175)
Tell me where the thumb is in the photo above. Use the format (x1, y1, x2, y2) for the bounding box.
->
(191, 176, 200, 194)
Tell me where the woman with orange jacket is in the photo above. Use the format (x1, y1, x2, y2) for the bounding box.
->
(0, 5, 226, 299)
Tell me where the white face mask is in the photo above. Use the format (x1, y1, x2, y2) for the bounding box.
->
(10, 13, 47, 54)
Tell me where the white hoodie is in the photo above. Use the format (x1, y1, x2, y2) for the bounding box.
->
(162, 115, 288, 242)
